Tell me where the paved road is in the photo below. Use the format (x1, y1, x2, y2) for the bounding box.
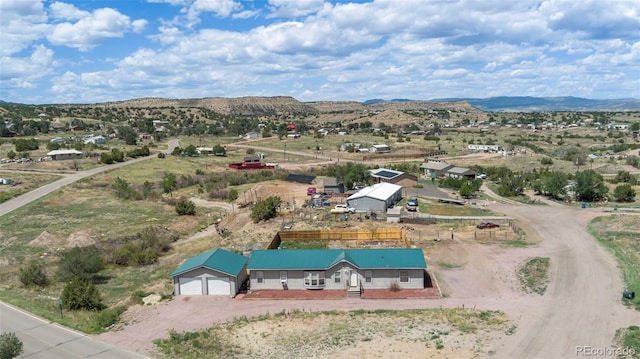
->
(0, 139, 179, 218)
(0, 302, 148, 359)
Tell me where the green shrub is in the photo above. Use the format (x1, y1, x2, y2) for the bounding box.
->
(250, 196, 281, 223)
(0, 332, 23, 359)
(19, 261, 49, 287)
(175, 199, 196, 215)
(56, 245, 105, 282)
(61, 277, 105, 311)
(93, 306, 126, 331)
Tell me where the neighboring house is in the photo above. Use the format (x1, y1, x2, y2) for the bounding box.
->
(346, 182, 402, 212)
(370, 144, 390, 153)
(170, 248, 248, 296)
(196, 147, 214, 155)
(244, 132, 261, 140)
(247, 248, 427, 294)
(446, 167, 476, 179)
(46, 149, 83, 160)
(419, 161, 454, 178)
(340, 143, 362, 152)
(467, 144, 502, 152)
(323, 177, 345, 194)
(369, 168, 418, 187)
(84, 135, 106, 145)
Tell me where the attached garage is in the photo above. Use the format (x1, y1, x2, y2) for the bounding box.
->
(207, 277, 230, 295)
(171, 248, 248, 296)
(179, 277, 203, 295)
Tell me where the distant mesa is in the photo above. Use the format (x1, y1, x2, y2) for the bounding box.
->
(1, 96, 638, 112)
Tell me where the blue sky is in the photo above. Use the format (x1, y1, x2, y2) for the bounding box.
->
(1, 0, 639, 104)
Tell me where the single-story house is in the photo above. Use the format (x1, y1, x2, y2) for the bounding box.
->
(244, 132, 261, 140)
(467, 144, 502, 152)
(170, 248, 248, 296)
(420, 161, 454, 178)
(46, 149, 83, 160)
(370, 144, 390, 153)
(346, 182, 402, 212)
(84, 135, 106, 145)
(247, 248, 426, 293)
(446, 167, 476, 179)
(369, 168, 418, 187)
(323, 177, 345, 194)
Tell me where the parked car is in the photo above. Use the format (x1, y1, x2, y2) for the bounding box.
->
(477, 222, 500, 229)
(334, 204, 356, 214)
(405, 197, 418, 211)
(307, 187, 316, 195)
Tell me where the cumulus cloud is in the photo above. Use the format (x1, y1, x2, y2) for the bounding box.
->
(266, 0, 325, 18)
(0, 0, 48, 56)
(0, 44, 55, 102)
(46, 6, 140, 51)
(4, 0, 639, 103)
(49, 1, 89, 20)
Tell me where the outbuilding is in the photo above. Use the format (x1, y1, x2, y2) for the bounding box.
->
(346, 182, 402, 212)
(170, 248, 248, 296)
(369, 168, 418, 187)
(46, 149, 83, 160)
(323, 177, 345, 194)
(420, 161, 454, 178)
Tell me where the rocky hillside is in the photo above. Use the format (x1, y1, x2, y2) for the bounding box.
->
(98, 96, 319, 116)
(93, 97, 478, 116)
(308, 100, 478, 113)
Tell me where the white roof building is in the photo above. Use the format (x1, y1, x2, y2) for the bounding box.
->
(346, 182, 403, 212)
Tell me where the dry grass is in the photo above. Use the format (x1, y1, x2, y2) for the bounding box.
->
(153, 308, 509, 359)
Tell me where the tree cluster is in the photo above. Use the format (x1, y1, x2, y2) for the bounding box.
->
(251, 196, 282, 223)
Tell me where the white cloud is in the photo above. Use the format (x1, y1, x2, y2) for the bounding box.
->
(0, 0, 48, 56)
(132, 19, 149, 33)
(5, 0, 639, 103)
(46, 6, 143, 51)
(49, 1, 89, 20)
(266, 0, 325, 18)
(232, 9, 260, 19)
(0, 45, 54, 95)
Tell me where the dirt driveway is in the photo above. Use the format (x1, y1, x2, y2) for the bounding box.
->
(96, 187, 640, 358)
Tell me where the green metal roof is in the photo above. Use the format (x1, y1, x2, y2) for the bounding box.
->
(170, 248, 248, 278)
(247, 248, 426, 270)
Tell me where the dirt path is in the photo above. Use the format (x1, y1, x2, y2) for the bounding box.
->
(490, 201, 640, 358)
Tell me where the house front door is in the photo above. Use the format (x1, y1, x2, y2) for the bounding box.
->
(349, 270, 358, 288)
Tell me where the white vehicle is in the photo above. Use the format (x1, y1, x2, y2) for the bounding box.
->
(334, 204, 356, 214)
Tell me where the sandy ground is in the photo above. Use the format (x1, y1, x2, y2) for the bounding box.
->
(94, 167, 640, 358)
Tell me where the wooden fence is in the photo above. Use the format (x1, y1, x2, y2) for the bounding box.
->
(268, 228, 408, 249)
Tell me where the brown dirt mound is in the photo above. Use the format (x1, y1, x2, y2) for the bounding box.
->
(66, 230, 97, 248)
(29, 231, 63, 248)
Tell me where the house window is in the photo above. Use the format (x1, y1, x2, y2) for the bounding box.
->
(365, 271, 372, 283)
(399, 270, 410, 283)
(304, 272, 325, 288)
(256, 271, 264, 284)
(280, 271, 287, 284)
(334, 271, 341, 284)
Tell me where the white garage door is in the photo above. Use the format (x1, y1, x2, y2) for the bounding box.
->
(179, 277, 203, 295)
(207, 277, 231, 295)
